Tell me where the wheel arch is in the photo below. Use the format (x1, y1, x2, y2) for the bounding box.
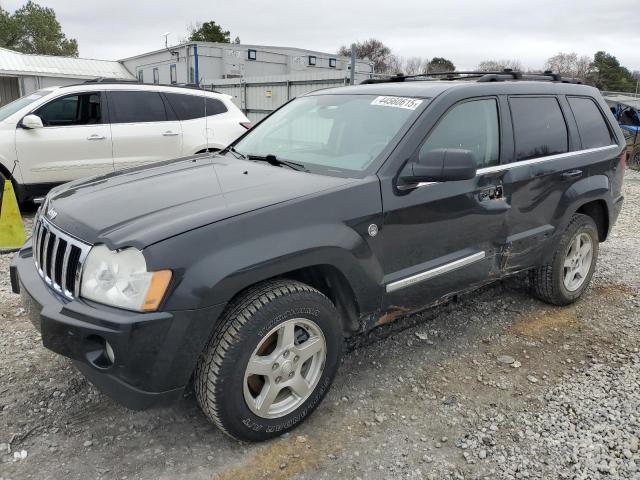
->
(575, 199, 609, 241)
(557, 173, 611, 242)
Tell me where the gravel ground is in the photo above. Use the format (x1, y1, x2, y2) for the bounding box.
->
(1, 171, 639, 480)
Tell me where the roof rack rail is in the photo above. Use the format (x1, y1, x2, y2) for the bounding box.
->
(72, 78, 215, 92)
(360, 69, 583, 85)
(83, 77, 140, 84)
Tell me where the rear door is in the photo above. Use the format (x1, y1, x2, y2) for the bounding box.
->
(499, 95, 617, 272)
(108, 90, 182, 170)
(15, 91, 113, 184)
(163, 92, 234, 153)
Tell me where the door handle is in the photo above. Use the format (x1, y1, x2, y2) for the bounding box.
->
(561, 169, 582, 181)
(87, 134, 105, 140)
(478, 185, 503, 201)
(162, 131, 179, 136)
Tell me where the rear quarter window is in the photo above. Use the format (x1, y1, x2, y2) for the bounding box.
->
(509, 96, 568, 161)
(567, 97, 613, 149)
(164, 93, 228, 121)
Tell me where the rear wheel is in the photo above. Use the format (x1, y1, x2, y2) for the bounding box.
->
(529, 214, 599, 305)
(194, 279, 343, 441)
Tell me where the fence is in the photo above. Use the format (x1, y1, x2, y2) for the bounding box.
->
(202, 71, 371, 122)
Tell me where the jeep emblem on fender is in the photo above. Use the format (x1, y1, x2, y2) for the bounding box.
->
(47, 208, 57, 220)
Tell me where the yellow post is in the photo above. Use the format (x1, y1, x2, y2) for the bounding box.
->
(0, 179, 27, 249)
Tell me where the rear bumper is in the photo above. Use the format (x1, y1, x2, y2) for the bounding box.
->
(10, 244, 225, 410)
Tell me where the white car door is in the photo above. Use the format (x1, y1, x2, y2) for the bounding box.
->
(15, 91, 114, 184)
(163, 92, 249, 153)
(108, 90, 182, 170)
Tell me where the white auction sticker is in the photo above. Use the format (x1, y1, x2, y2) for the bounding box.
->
(371, 96, 423, 110)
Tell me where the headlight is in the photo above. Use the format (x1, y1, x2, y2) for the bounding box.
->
(80, 245, 172, 312)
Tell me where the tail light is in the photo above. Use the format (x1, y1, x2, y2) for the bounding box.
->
(620, 150, 628, 178)
(240, 122, 252, 130)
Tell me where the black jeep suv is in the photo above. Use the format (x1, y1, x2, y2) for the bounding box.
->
(11, 72, 626, 441)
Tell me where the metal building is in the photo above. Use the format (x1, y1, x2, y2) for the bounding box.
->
(120, 42, 372, 86)
(0, 47, 134, 106)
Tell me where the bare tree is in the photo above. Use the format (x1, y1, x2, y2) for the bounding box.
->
(476, 59, 523, 72)
(404, 56, 428, 75)
(544, 52, 592, 81)
(338, 38, 393, 74)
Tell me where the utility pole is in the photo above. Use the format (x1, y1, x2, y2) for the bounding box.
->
(350, 44, 356, 85)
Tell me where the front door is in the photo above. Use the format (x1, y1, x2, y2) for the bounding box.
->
(108, 90, 183, 170)
(15, 91, 113, 184)
(380, 97, 508, 312)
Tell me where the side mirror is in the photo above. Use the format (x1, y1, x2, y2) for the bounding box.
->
(21, 114, 43, 129)
(400, 148, 477, 184)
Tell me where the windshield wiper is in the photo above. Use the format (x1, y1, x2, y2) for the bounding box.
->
(222, 145, 247, 160)
(247, 153, 308, 172)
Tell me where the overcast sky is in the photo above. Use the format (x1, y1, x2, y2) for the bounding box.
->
(3, 0, 639, 71)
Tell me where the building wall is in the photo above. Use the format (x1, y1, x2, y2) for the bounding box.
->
(121, 42, 373, 86)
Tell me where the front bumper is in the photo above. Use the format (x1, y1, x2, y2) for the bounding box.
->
(10, 243, 225, 410)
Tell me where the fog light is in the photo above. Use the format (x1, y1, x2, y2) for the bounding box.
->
(86, 335, 115, 369)
(105, 340, 115, 364)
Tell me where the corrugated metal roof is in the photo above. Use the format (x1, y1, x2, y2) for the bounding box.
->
(603, 94, 640, 110)
(0, 47, 134, 79)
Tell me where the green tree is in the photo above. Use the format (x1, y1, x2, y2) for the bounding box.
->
(591, 51, 635, 92)
(427, 57, 455, 73)
(188, 21, 231, 43)
(0, 1, 78, 56)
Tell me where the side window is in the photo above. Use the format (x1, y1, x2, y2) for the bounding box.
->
(153, 68, 159, 84)
(509, 97, 568, 161)
(170, 64, 177, 84)
(110, 91, 167, 123)
(34, 93, 102, 127)
(164, 93, 228, 121)
(567, 97, 613, 149)
(420, 98, 500, 168)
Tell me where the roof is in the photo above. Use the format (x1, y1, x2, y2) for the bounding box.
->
(0, 47, 135, 80)
(314, 80, 599, 98)
(119, 41, 370, 64)
(603, 94, 640, 110)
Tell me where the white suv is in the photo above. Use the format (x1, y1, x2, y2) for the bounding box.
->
(0, 81, 251, 202)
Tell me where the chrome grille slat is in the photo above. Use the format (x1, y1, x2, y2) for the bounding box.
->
(60, 246, 71, 296)
(32, 216, 91, 300)
(49, 236, 60, 289)
(42, 229, 51, 281)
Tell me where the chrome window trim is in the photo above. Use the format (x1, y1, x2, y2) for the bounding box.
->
(405, 144, 619, 189)
(475, 144, 619, 175)
(386, 251, 486, 293)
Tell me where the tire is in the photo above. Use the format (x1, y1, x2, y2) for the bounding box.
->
(529, 213, 599, 306)
(194, 279, 343, 441)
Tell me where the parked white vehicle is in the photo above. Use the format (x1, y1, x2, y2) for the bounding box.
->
(0, 81, 251, 202)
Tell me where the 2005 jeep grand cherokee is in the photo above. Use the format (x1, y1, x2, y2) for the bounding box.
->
(11, 71, 626, 441)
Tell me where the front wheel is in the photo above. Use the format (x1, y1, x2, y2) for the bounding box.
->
(194, 279, 343, 441)
(529, 214, 599, 306)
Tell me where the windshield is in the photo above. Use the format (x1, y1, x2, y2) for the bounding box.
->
(233, 94, 425, 175)
(0, 89, 53, 122)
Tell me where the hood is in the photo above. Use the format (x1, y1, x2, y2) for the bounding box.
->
(45, 155, 353, 249)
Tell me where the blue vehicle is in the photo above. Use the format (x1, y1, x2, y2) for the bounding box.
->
(605, 94, 640, 169)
